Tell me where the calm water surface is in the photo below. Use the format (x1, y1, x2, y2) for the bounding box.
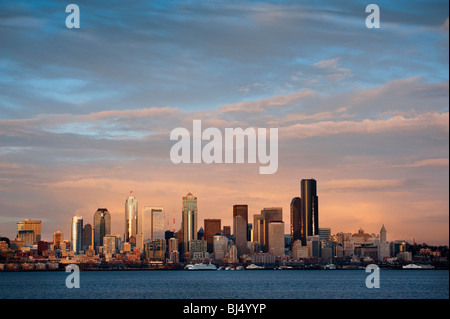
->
(0, 270, 448, 299)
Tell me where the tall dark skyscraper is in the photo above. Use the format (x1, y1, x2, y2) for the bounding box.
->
(233, 205, 248, 257)
(290, 197, 302, 243)
(94, 208, 111, 253)
(300, 179, 319, 245)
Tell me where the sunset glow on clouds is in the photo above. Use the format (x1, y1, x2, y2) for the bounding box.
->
(0, 0, 448, 245)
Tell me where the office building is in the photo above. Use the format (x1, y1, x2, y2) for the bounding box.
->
(71, 216, 83, 253)
(213, 235, 228, 260)
(204, 219, 221, 253)
(17, 230, 34, 245)
(268, 221, 285, 257)
(378, 224, 390, 261)
(253, 214, 264, 245)
(307, 235, 321, 258)
(261, 207, 282, 252)
(83, 223, 92, 250)
(290, 197, 302, 243)
(17, 219, 41, 244)
(125, 194, 138, 242)
(319, 228, 331, 241)
(233, 205, 248, 256)
(300, 179, 319, 245)
(143, 206, 166, 242)
(94, 208, 111, 252)
(53, 231, 63, 249)
(144, 239, 167, 261)
(189, 239, 208, 260)
(182, 192, 197, 253)
(292, 240, 309, 260)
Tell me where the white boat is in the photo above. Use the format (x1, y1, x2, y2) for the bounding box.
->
(324, 264, 336, 270)
(402, 264, 434, 269)
(246, 264, 264, 270)
(185, 263, 217, 270)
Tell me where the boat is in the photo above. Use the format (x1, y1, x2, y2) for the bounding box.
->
(246, 264, 264, 270)
(323, 264, 336, 270)
(185, 263, 217, 270)
(402, 264, 434, 269)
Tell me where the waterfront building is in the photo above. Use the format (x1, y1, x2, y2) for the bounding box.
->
(292, 240, 309, 260)
(182, 193, 198, 253)
(189, 239, 208, 260)
(233, 205, 248, 257)
(71, 216, 83, 253)
(94, 208, 111, 252)
(125, 194, 138, 242)
(144, 239, 166, 262)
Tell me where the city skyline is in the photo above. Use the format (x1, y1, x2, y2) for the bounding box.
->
(2, 179, 446, 247)
(0, 0, 448, 246)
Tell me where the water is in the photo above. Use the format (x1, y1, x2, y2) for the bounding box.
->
(0, 270, 448, 299)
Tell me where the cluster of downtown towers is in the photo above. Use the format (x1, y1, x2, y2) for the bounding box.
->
(70, 179, 319, 259)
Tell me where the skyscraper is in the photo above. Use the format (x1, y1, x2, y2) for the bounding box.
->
(143, 206, 166, 242)
(94, 208, 111, 252)
(268, 221, 285, 256)
(290, 197, 302, 243)
(182, 192, 197, 253)
(83, 223, 92, 250)
(300, 179, 319, 245)
(233, 205, 248, 257)
(125, 193, 138, 242)
(253, 214, 264, 245)
(71, 216, 83, 253)
(261, 207, 282, 252)
(204, 219, 221, 253)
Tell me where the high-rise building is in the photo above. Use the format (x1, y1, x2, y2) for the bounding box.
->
(253, 214, 264, 245)
(261, 207, 282, 252)
(222, 226, 231, 238)
(143, 206, 166, 242)
(83, 223, 93, 250)
(268, 221, 285, 257)
(213, 235, 229, 261)
(53, 231, 63, 249)
(204, 219, 221, 253)
(378, 224, 390, 261)
(233, 205, 248, 257)
(71, 216, 83, 253)
(125, 194, 138, 242)
(17, 219, 41, 244)
(182, 193, 198, 253)
(94, 208, 111, 252)
(290, 197, 302, 242)
(300, 179, 319, 245)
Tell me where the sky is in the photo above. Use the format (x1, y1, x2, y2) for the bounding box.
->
(0, 0, 448, 245)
